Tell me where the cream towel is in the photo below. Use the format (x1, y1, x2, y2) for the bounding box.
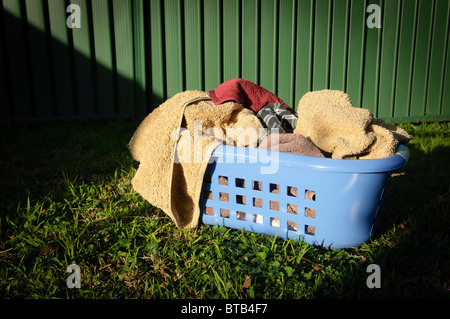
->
(351, 118, 411, 159)
(129, 91, 263, 228)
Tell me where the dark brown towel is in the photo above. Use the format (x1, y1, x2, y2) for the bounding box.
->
(258, 133, 325, 158)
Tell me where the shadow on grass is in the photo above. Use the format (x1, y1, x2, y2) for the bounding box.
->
(0, 119, 139, 216)
(336, 124, 450, 298)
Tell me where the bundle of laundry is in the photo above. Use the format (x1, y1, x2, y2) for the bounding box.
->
(294, 89, 411, 159)
(129, 81, 411, 229)
(129, 90, 264, 229)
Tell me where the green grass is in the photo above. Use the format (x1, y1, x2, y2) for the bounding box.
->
(0, 120, 449, 298)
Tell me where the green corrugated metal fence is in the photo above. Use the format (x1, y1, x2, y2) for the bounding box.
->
(1, 0, 449, 122)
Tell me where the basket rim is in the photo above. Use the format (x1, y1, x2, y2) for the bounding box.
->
(210, 144, 410, 174)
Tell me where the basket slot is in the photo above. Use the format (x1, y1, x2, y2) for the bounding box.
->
(287, 186, 297, 197)
(305, 207, 315, 219)
(287, 221, 297, 231)
(305, 190, 316, 201)
(305, 225, 315, 236)
(235, 178, 245, 188)
(219, 192, 229, 202)
(205, 206, 214, 216)
(204, 173, 212, 184)
(220, 208, 230, 218)
(270, 217, 280, 228)
(287, 204, 297, 214)
(270, 200, 280, 211)
(218, 175, 228, 185)
(252, 180, 262, 191)
(203, 190, 213, 200)
(269, 183, 279, 194)
(236, 194, 246, 205)
(237, 211, 246, 221)
(253, 214, 263, 224)
(253, 197, 263, 208)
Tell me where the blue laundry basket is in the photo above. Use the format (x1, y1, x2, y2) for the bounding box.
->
(199, 144, 410, 249)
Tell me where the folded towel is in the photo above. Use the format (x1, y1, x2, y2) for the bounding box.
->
(129, 90, 264, 228)
(256, 103, 298, 134)
(258, 133, 325, 158)
(294, 89, 411, 159)
(208, 78, 296, 114)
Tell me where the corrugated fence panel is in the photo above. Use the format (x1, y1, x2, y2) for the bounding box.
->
(164, 0, 183, 97)
(204, 0, 222, 91)
(241, 0, 259, 85)
(442, 1, 450, 117)
(377, 0, 400, 118)
(313, 0, 331, 91)
(24, 0, 53, 118)
(222, 0, 240, 82)
(393, 0, 417, 120)
(426, 0, 449, 117)
(329, 0, 349, 92)
(184, 0, 203, 90)
(47, 0, 75, 117)
(113, 0, 135, 115)
(295, 0, 314, 102)
(2, 0, 33, 118)
(71, 0, 95, 116)
(410, 0, 434, 119)
(91, 0, 115, 115)
(362, 0, 381, 117)
(346, 0, 366, 108)
(259, 0, 277, 93)
(1, 0, 449, 122)
(0, 18, 7, 119)
(132, 0, 146, 120)
(148, 0, 165, 107)
(277, 0, 296, 108)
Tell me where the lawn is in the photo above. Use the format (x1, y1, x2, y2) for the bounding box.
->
(0, 120, 449, 299)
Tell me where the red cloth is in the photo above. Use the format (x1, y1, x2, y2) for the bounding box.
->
(208, 78, 296, 114)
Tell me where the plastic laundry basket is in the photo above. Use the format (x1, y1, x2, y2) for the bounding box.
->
(199, 144, 410, 249)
